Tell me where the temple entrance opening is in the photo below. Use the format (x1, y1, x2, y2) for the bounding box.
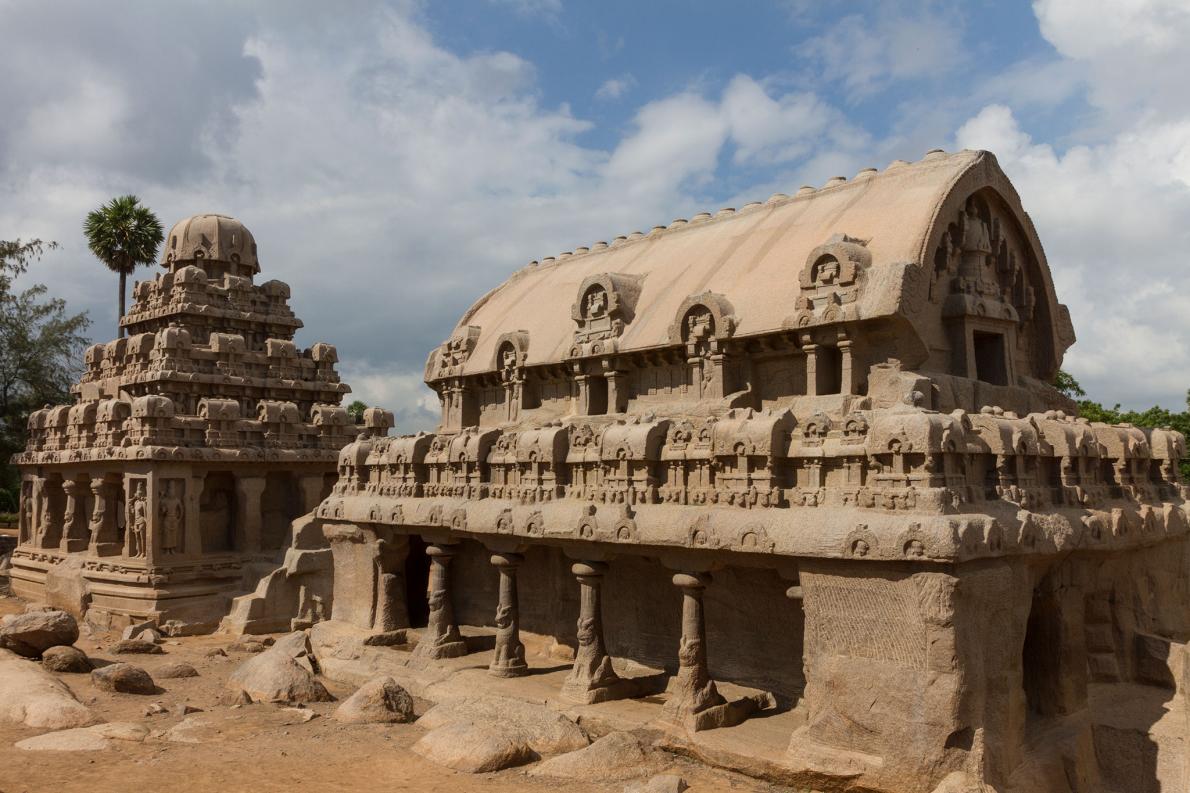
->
(974, 330, 1008, 385)
(261, 471, 299, 550)
(200, 471, 237, 553)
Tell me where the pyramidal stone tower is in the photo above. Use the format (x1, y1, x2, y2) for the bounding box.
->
(10, 213, 360, 632)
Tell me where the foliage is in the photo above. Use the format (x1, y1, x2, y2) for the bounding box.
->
(0, 239, 91, 495)
(83, 195, 163, 335)
(1056, 370, 1190, 480)
(347, 400, 367, 424)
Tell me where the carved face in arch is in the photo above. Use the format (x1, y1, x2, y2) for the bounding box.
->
(499, 342, 518, 372)
(811, 255, 841, 286)
(684, 306, 714, 343)
(583, 285, 608, 318)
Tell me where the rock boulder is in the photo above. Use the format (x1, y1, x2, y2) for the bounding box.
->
(91, 663, 156, 695)
(42, 645, 92, 674)
(413, 722, 537, 773)
(226, 630, 332, 704)
(0, 648, 96, 728)
(333, 676, 414, 724)
(0, 609, 79, 658)
(418, 694, 588, 755)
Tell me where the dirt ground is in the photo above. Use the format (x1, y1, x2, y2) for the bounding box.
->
(0, 596, 793, 793)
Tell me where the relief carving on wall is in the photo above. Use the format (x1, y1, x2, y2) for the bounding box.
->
(569, 273, 645, 356)
(789, 234, 870, 328)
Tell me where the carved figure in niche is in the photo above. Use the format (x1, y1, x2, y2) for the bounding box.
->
(160, 481, 184, 555)
(20, 487, 33, 544)
(812, 255, 840, 286)
(89, 490, 105, 546)
(584, 286, 608, 319)
(500, 343, 518, 373)
(127, 480, 148, 558)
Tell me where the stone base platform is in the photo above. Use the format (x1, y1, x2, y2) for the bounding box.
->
(9, 550, 279, 635)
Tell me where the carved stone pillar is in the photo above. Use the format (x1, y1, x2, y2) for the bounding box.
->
(183, 475, 205, 559)
(605, 370, 629, 414)
(412, 542, 468, 659)
(664, 572, 725, 721)
(88, 476, 121, 556)
(803, 343, 820, 397)
(838, 339, 854, 395)
(60, 477, 89, 552)
(297, 474, 325, 515)
(562, 561, 625, 703)
(34, 476, 62, 549)
(235, 476, 267, 554)
(489, 552, 528, 678)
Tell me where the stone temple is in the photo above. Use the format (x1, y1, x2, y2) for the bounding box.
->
(10, 213, 357, 632)
(10, 150, 1190, 792)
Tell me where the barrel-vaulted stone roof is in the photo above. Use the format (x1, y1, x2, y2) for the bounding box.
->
(442, 149, 1070, 382)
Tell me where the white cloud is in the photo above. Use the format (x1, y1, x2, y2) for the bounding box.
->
(798, 2, 967, 97)
(595, 75, 635, 101)
(485, 0, 563, 20)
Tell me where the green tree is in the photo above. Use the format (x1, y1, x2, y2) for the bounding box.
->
(0, 239, 90, 499)
(346, 400, 367, 425)
(84, 195, 163, 337)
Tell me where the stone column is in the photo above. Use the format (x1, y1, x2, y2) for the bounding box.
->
(297, 474, 326, 515)
(235, 475, 267, 554)
(489, 552, 528, 677)
(412, 542, 468, 659)
(838, 339, 853, 395)
(803, 343, 820, 397)
(59, 477, 89, 552)
(562, 561, 624, 703)
(605, 370, 629, 414)
(184, 475, 205, 558)
(664, 571, 726, 722)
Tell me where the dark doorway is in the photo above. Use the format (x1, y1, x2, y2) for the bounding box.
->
(817, 345, 843, 395)
(587, 375, 608, 415)
(404, 535, 431, 628)
(973, 331, 1008, 385)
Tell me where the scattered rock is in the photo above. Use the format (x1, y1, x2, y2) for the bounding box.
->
(226, 631, 331, 704)
(156, 662, 199, 679)
(624, 775, 688, 793)
(15, 722, 149, 752)
(111, 639, 164, 655)
(228, 689, 253, 707)
(0, 648, 96, 728)
(419, 695, 588, 755)
(120, 621, 157, 641)
(134, 628, 162, 644)
(144, 702, 169, 716)
(164, 714, 209, 744)
(413, 722, 537, 773)
(205, 647, 228, 658)
(172, 703, 202, 717)
(91, 662, 156, 695)
(41, 645, 92, 673)
(333, 677, 414, 724)
(531, 731, 649, 780)
(0, 609, 79, 658)
(282, 707, 319, 723)
(229, 639, 266, 654)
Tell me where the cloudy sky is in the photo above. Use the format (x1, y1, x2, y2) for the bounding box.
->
(2, 0, 1188, 431)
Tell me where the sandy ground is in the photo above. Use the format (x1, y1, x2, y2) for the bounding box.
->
(0, 596, 796, 793)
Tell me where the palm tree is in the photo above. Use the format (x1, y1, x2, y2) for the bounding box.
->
(84, 195, 163, 337)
